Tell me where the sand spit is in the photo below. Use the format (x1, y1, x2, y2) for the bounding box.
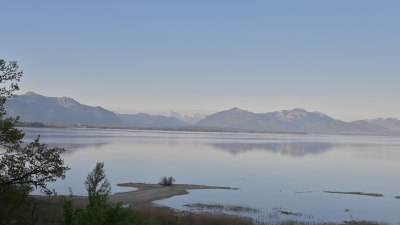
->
(110, 182, 237, 206)
(324, 191, 383, 197)
(33, 183, 237, 208)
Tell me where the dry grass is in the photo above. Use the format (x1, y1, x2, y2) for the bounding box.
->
(32, 199, 63, 225)
(137, 205, 255, 225)
(27, 195, 388, 225)
(30, 195, 87, 225)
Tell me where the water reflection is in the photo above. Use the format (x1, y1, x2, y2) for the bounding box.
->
(22, 126, 399, 158)
(209, 142, 335, 157)
(50, 143, 108, 154)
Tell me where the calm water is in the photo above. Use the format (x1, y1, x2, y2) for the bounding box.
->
(23, 127, 400, 223)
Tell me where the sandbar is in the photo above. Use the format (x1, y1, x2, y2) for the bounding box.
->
(324, 191, 383, 197)
(109, 182, 237, 207)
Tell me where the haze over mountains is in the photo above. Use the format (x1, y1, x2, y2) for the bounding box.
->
(5, 92, 400, 136)
(160, 111, 209, 124)
(118, 113, 188, 127)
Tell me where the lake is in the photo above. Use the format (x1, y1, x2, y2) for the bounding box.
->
(23, 127, 400, 223)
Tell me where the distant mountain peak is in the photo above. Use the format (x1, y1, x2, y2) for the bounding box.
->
(282, 108, 313, 115)
(23, 91, 46, 99)
(160, 111, 210, 124)
(291, 108, 307, 112)
(227, 107, 250, 113)
(58, 97, 79, 107)
(25, 91, 38, 96)
(275, 108, 310, 121)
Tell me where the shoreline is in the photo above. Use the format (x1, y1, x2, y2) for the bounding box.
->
(33, 182, 237, 209)
(19, 124, 400, 138)
(18, 124, 308, 135)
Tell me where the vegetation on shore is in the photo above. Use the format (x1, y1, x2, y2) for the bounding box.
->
(61, 162, 165, 225)
(27, 197, 390, 225)
(15, 121, 46, 127)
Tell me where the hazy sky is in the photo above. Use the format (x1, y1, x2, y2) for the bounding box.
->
(1, 1, 399, 121)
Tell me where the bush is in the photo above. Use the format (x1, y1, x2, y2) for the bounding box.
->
(0, 184, 33, 225)
(62, 163, 162, 225)
(158, 176, 175, 186)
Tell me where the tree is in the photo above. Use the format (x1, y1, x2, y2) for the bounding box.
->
(72, 162, 112, 225)
(63, 162, 162, 225)
(1, 138, 68, 195)
(0, 59, 24, 148)
(85, 162, 111, 210)
(0, 59, 69, 223)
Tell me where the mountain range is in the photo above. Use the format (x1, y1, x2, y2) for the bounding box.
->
(5, 92, 186, 127)
(197, 107, 397, 135)
(118, 113, 188, 127)
(6, 92, 123, 126)
(5, 92, 400, 136)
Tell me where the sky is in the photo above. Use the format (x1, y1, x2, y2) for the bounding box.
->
(1, 0, 400, 121)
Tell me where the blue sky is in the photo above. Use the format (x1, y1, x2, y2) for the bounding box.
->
(1, 1, 399, 120)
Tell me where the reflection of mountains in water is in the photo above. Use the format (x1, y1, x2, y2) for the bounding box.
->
(45, 143, 108, 155)
(210, 142, 336, 157)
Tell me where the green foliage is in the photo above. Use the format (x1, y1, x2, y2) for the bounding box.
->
(0, 58, 69, 222)
(85, 162, 111, 210)
(159, 176, 175, 186)
(62, 188, 74, 225)
(1, 138, 68, 195)
(0, 59, 22, 108)
(63, 163, 161, 225)
(69, 162, 112, 224)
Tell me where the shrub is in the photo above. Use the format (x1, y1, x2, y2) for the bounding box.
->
(62, 163, 162, 225)
(158, 176, 175, 186)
